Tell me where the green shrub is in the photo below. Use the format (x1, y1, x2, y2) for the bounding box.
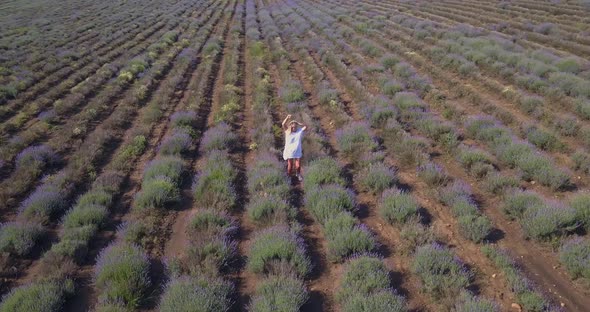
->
(457, 147, 492, 171)
(279, 80, 305, 103)
(304, 158, 346, 191)
(570, 193, 590, 230)
(518, 95, 544, 116)
(248, 225, 311, 277)
(502, 190, 543, 220)
(525, 127, 560, 151)
(200, 122, 238, 153)
(0, 280, 73, 312)
(555, 57, 581, 74)
(458, 215, 492, 243)
(337, 256, 406, 312)
(76, 190, 112, 208)
(305, 185, 356, 225)
(187, 210, 236, 238)
(357, 163, 397, 195)
(249, 275, 309, 312)
(159, 276, 233, 312)
(324, 212, 375, 262)
(484, 173, 519, 195)
(247, 196, 295, 226)
(522, 204, 577, 241)
(247, 165, 289, 198)
(184, 238, 236, 276)
(335, 122, 377, 160)
(94, 243, 151, 309)
(343, 290, 406, 312)
(0, 222, 44, 256)
(572, 150, 590, 174)
(559, 237, 590, 280)
(379, 190, 419, 224)
(142, 156, 185, 184)
(399, 220, 434, 254)
(417, 163, 449, 187)
(337, 256, 389, 300)
(134, 177, 180, 211)
(411, 243, 471, 300)
(62, 204, 108, 229)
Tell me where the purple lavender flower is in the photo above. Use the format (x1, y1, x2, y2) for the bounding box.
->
(38, 109, 56, 123)
(15, 144, 58, 169)
(170, 111, 197, 130)
(158, 130, 192, 156)
(19, 188, 66, 223)
(200, 122, 237, 153)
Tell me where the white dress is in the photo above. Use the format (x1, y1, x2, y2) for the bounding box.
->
(283, 128, 304, 160)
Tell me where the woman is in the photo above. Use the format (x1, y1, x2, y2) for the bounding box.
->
(282, 114, 307, 181)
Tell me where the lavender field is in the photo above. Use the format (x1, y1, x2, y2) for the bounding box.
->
(1, 0, 590, 311)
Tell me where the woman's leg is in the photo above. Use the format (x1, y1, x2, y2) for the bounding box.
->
(287, 159, 293, 176)
(295, 158, 301, 175)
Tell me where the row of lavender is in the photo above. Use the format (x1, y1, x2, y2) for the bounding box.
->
(124, 3, 242, 310)
(274, 0, 559, 310)
(0, 1, 230, 309)
(90, 2, 236, 309)
(242, 2, 311, 309)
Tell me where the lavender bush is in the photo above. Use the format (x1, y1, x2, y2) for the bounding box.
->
(357, 163, 397, 195)
(188, 210, 237, 239)
(279, 80, 305, 103)
(379, 189, 419, 224)
(142, 156, 185, 184)
(15, 145, 58, 169)
(170, 111, 197, 130)
(324, 212, 376, 262)
(159, 276, 233, 312)
(249, 275, 309, 312)
(185, 236, 237, 274)
(94, 243, 151, 309)
(399, 220, 434, 255)
(569, 193, 590, 230)
(305, 184, 356, 225)
(417, 163, 449, 187)
(481, 246, 551, 311)
(193, 152, 237, 211)
(559, 237, 590, 281)
(134, 176, 180, 211)
(502, 189, 543, 220)
(522, 203, 577, 241)
(158, 130, 192, 156)
(411, 243, 472, 300)
(335, 121, 377, 159)
(19, 188, 67, 224)
(247, 196, 295, 226)
(304, 157, 346, 191)
(0, 280, 72, 312)
(458, 215, 492, 243)
(200, 122, 238, 153)
(247, 164, 290, 199)
(248, 225, 311, 277)
(0, 222, 44, 256)
(337, 255, 406, 312)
